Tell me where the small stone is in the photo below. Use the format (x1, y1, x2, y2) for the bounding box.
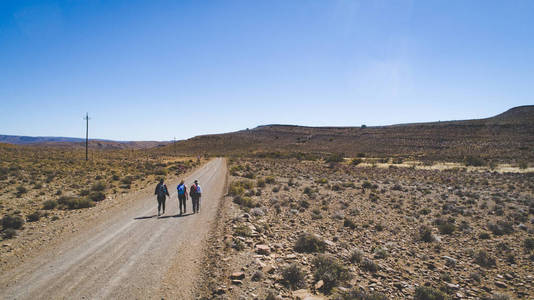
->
(230, 272, 245, 280)
(315, 280, 324, 290)
(231, 279, 243, 285)
(255, 244, 270, 255)
(495, 281, 507, 288)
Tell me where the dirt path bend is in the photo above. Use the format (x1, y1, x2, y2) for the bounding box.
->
(0, 158, 227, 300)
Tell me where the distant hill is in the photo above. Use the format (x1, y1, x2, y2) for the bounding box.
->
(0, 135, 168, 150)
(155, 105, 534, 162)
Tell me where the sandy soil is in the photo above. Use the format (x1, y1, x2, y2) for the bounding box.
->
(0, 158, 227, 299)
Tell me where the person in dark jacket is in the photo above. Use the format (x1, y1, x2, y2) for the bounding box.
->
(155, 179, 170, 216)
(190, 180, 202, 213)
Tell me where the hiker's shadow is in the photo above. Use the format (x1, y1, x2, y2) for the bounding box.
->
(158, 213, 194, 219)
(134, 214, 157, 220)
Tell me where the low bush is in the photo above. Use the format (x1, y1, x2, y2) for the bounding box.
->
(42, 199, 58, 210)
(360, 258, 378, 273)
(474, 250, 496, 267)
(2, 214, 24, 230)
(343, 218, 357, 229)
(349, 249, 363, 264)
(524, 238, 534, 251)
(334, 289, 387, 300)
(89, 191, 106, 202)
(2, 228, 17, 239)
(351, 158, 362, 166)
(58, 196, 94, 210)
(26, 211, 41, 222)
(419, 225, 434, 242)
(464, 155, 485, 167)
(294, 233, 326, 253)
(265, 176, 276, 184)
(91, 181, 106, 191)
(414, 286, 448, 300)
(313, 254, 351, 292)
(438, 222, 456, 235)
(488, 221, 514, 236)
(281, 263, 306, 290)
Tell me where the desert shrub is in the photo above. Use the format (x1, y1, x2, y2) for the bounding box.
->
(234, 225, 252, 237)
(299, 200, 310, 209)
(265, 176, 276, 184)
(362, 181, 372, 189)
(313, 254, 351, 292)
(524, 237, 534, 251)
(33, 183, 43, 189)
(272, 186, 280, 193)
(91, 181, 106, 191)
(351, 158, 362, 166)
(229, 182, 245, 196)
(120, 176, 133, 185)
(265, 291, 277, 300)
(243, 171, 255, 179)
(349, 249, 364, 264)
(485, 294, 511, 300)
(2, 214, 24, 230)
(438, 222, 456, 235)
(375, 224, 384, 231)
(334, 289, 387, 300)
(343, 218, 357, 229)
(256, 178, 266, 187)
(112, 174, 120, 181)
(42, 199, 58, 210)
(294, 233, 326, 253)
(474, 250, 496, 267)
(79, 189, 90, 196)
(464, 155, 485, 167)
(488, 221, 514, 236)
(414, 286, 448, 300)
(418, 225, 434, 242)
(325, 153, 344, 163)
(15, 185, 27, 196)
(2, 228, 17, 239)
(26, 211, 41, 222)
(311, 209, 323, 220)
(89, 191, 106, 202)
(359, 258, 378, 273)
(518, 161, 528, 169)
(281, 263, 306, 290)
(58, 196, 94, 210)
(373, 247, 388, 259)
(315, 178, 328, 184)
(479, 232, 491, 240)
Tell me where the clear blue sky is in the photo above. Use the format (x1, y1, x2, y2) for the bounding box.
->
(1, 0, 533, 141)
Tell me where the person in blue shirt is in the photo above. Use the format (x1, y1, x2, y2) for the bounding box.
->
(176, 180, 188, 215)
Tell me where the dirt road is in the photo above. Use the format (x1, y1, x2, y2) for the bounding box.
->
(0, 158, 227, 299)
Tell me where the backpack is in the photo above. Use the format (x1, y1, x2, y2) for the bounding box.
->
(177, 184, 185, 195)
(189, 185, 197, 197)
(158, 184, 167, 197)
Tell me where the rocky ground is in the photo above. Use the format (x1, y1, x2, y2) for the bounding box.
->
(198, 157, 534, 299)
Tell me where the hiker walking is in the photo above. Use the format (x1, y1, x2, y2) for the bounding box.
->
(190, 180, 202, 213)
(177, 180, 188, 215)
(155, 179, 169, 216)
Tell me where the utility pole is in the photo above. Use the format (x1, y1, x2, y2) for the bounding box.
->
(84, 113, 90, 161)
(173, 136, 176, 155)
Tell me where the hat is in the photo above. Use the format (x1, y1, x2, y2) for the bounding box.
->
(194, 180, 198, 184)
